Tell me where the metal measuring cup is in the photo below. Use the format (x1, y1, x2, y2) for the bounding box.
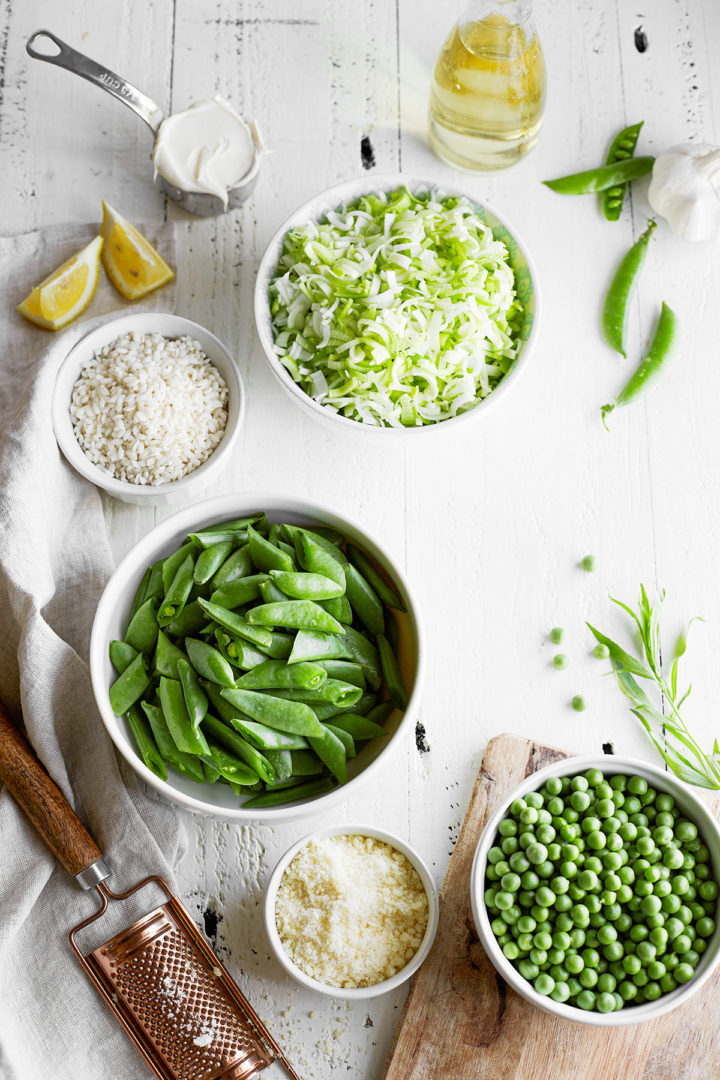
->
(26, 30, 262, 217)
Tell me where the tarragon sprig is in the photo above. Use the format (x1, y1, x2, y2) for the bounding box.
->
(587, 585, 720, 789)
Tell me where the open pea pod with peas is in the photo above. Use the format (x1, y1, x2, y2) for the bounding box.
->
(108, 513, 410, 807)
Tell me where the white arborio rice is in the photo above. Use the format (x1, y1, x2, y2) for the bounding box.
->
(70, 332, 229, 486)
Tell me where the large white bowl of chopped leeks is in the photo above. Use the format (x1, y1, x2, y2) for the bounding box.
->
(254, 175, 540, 436)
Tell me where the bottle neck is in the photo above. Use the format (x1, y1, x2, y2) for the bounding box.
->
(460, 0, 534, 29)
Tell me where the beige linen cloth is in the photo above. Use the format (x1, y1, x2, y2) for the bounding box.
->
(0, 223, 185, 1080)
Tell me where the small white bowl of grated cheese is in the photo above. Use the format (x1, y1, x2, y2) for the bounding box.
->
(52, 312, 244, 504)
(264, 825, 439, 998)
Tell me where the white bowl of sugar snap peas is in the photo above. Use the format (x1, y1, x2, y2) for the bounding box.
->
(89, 493, 423, 821)
(471, 756, 720, 1025)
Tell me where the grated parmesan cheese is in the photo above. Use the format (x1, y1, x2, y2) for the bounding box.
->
(275, 833, 428, 988)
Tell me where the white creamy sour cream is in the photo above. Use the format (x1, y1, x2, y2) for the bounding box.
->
(153, 96, 261, 207)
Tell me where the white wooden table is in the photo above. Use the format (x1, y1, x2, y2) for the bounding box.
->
(3, 1, 720, 1074)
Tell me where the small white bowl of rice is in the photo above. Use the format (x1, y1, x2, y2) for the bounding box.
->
(52, 312, 244, 505)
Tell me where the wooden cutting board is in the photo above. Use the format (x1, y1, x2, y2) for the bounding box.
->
(384, 733, 720, 1080)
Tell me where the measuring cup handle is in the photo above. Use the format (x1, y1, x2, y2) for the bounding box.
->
(0, 697, 110, 889)
(26, 29, 164, 136)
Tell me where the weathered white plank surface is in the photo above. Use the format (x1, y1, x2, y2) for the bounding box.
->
(2, 0, 720, 1075)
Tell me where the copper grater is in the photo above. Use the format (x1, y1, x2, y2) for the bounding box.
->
(0, 701, 300, 1080)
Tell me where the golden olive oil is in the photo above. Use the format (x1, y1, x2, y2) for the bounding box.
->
(429, 9, 546, 171)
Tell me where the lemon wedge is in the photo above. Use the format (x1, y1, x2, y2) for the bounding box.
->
(18, 235, 104, 330)
(101, 201, 175, 300)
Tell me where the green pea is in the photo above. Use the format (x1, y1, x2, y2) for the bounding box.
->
(552, 653, 569, 670)
(581, 555, 597, 571)
(571, 695, 587, 712)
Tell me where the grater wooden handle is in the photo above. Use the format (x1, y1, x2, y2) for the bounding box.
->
(0, 698, 106, 882)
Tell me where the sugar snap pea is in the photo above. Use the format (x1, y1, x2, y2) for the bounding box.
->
(153, 629, 186, 678)
(158, 553, 195, 627)
(270, 570, 344, 601)
(290, 749, 325, 776)
(210, 574, 268, 610)
(233, 719, 309, 750)
(310, 525, 346, 546)
(308, 726, 347, 783)
(345, 564, 385, 636)
(288, 629, 349, 664)
(201, 713, 275, 784)
(255, 629, 294, 659)
(195, 514, 265, 538)
(142, 702, 205, 783)
(341, 627, 382, 688)
(126, 704, 167, 781)
(202, 742, 259, 785)
(366, 701, 396, 724)
(294, 529, 346, 586)
(315, 660, 366, 688)
(211, 544, 254, 590)
(213, 629, 241, 671)
(376, 633, 408, 708)
(329, 713, 389, 740)
(109, 653, 151, 716)
(601, 219, 657, 356)
(352, 692, 378, 715)
(285, 679, 363, 708)
(235, 659, 327, 691)
(321, 595, 353, 624)
(248, 524, 295, 573)
(158, 677, 210, 756)
(258, 691, 349, 722)
(243, 776, 336, 808)
(223, 636, 267, 669)
(385, 609, 400, 654)
(197, 598, 273, 649)
(202, 761, 221, 784)
(347, 545, 406, 611)
(326, 723, 356, 759)
(264, 748, 293, 782)
(186, 637, 236, 688)
(543, 156, 654, 195)
(130, 567, 152, 621)
(124, 597, 159, 654)
(143, 559, 166, 604)
(110, 639, 138, 675)
(260, 579, 290, 605)
(602, 301, 678, 427)
(177, 657, 209, 727)
(166, 600, 208, 638)
(161, 541, 194, 592)
(248, 600, 345, 635)
(602, 121, 644, 221)
(194, 541, 234, 584)
(221, 687, 324, 737)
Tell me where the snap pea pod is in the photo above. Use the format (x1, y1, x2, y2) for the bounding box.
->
(307, 726, 347, 783)
(126, 703, 167, 780)
(602, 121, 644, 221)
(294, 529, 346, 586)
(143, 559, 166, 604)
(255, 629, 294, 659)
(185, 637, 236, 688)
(352, 692, 378, 715)
(305, 529, 349, 563)
(243, 776, 336, 808)
(543, 156, 654, 194)
(290, 749, 326, 776)
(285, 679, 363, 708)
(161, 541, 194, 592)
(288, 629, 349, 664)
(153, 629, 186, 678)
(223, 636, 268, 670)
(166, 600, 208, 638)
(347, 545, 406, 611)
(326, 723, 356, 759)
(260, 579, 290, 605)
(321, 595, 353, 624)
(248, 600, 345, 635)
(341, 627, 382, 688)
(385, 610, 400, 654)
(210, 574, 268, 610)
(158, 677, 210, 756)
(226, 779, 262, 796)
(142, 702, 206, 783)
(197, 598, 273, 649)
(177, 657, 209, 728)
(344, 564, 385, 636)
(260, 692, 351, 722)
(211, 544, 254, 590)
(235, 659, 327, 691)
(264, 748, 293, 783)
(194, 540, 234, 584)
(329, 713, 389, 740)
(124, 597, 159, 654)
(213, 629, 242, 671)
(602, 301, 678, 427)
(110, 639, 138, 675)
(194, 514, 265, 539)
(601, 219, 657, 356)
(247, 524, 295, 573)
(315, 660, 366, 689)
(109, 653, 151, 716)
(221, 687, 325, 737)
(310, 525, 346, 546)
(376, 633, 408, 708)
(201, 712, 276, 784)
(270, 570, 344, 601)
(202, 741, 259, 785)
(232, 719, 309, 750)
(203, 762, 221, 784)
(366, 701, 396, 724)
(158, 553, 195, 628)
(129, 567, 152, 621)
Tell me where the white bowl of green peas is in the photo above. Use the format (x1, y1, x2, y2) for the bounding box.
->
(471, 756, 720, 1025)
(89, 493, 424, 821)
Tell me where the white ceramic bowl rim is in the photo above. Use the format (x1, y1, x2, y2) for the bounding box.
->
(471, 754, 720, 1027)
(254, 173, 541, 438)
(89, 492, 425, 822)
(51, 312, 245, 500)
(263, 823, 440, 999)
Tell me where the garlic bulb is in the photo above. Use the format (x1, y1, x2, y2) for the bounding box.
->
(648, 143, 720, 242)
